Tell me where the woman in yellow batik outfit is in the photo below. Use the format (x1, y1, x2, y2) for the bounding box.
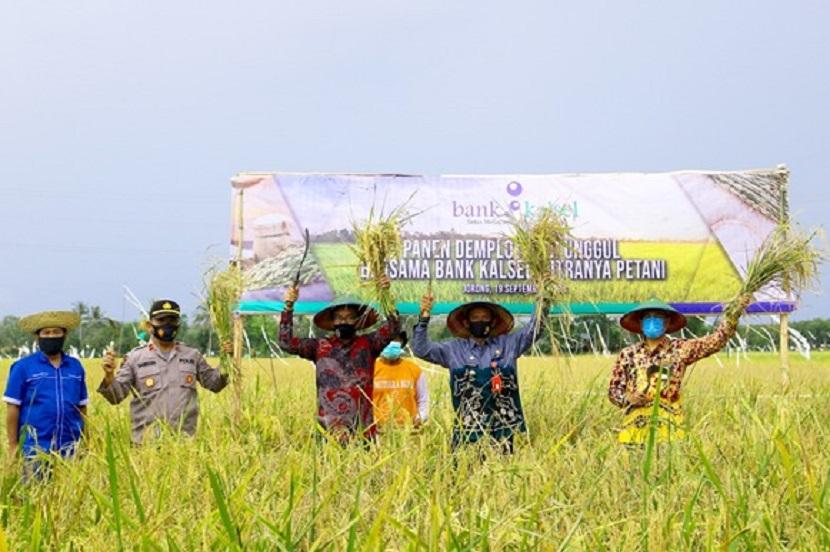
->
(608, 294, 751, 445)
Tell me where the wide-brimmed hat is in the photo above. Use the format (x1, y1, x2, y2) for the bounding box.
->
(620, 298, 687, 335)
(19, 311, 81, 334)
(313, 296, 379, 331)
(447, 301, 514, 339)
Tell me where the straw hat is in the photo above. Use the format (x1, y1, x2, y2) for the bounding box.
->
(619, 298, 687, 335)
(313, 297, 379, 331)
(447, 301, 514, 339)
(19, 311, 81, 334)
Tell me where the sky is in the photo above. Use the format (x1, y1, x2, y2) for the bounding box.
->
(0, 1, 827, 321)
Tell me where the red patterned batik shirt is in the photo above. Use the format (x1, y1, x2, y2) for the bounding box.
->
(279, 310, 400, 440)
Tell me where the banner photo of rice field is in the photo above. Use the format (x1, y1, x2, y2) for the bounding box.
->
(230, 168, 791, 316)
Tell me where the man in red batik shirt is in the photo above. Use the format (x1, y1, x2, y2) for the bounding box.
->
(279, 277, 400, 443)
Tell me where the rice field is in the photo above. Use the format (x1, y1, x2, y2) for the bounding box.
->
(1, 352, 829, 550)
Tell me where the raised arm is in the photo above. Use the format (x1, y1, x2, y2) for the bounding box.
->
(509, 300, 550, 356)
(196, 352, 230, 393)
(364, 275, 400, 354)
(680, 293, 752, 365)
(278, 286, 318, 361)
(410, 293, 452, 368)
(367, 312, 401, 355)
(411, 318, 452, 368)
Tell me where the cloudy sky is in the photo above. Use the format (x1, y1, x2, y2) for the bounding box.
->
(1, 1, 827, 320)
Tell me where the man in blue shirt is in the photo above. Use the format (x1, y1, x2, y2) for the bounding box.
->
(4, 311, 88, 466)
(411, 294, 548, 453)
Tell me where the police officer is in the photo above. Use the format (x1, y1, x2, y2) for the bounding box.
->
(98, 300, 231, 444)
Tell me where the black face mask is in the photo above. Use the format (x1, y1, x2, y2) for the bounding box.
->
(38, 336, 66, 356)
(468, 321, 492, 338)
(334, 324, 357, 340)
(152, 323, 179, 343)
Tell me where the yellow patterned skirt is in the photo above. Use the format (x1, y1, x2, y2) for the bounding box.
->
(617, 400, 685, 445)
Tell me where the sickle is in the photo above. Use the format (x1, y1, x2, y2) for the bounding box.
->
(293, 228, 311, 288)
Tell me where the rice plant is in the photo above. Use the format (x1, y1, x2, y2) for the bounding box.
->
(724, 224, 825, 319)
(1, 352, 829, 549)
(205, 262, 243, 375)
(350, 193, 419, 315)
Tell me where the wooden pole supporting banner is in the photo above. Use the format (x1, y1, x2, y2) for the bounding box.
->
(232, 313, 243, 423)
(779, 313, 790, 390)
(232, 186, 245, 422)
(777, 164, 791, 391)
(236, 188, 244, 266)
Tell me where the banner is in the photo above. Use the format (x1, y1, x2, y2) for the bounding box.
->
(229, 169, 792, 316)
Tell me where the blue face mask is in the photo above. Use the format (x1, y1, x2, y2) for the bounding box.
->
(642, 315, 666, 340)
(381, 342, 403, 360)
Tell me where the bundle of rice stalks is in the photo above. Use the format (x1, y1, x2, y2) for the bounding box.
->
(350, 195, 418, 316)
(724, 224, 825, 319)
(508, 206, 572, 317)
(205, 263, 243, 375)
(508, 207, 573, 361)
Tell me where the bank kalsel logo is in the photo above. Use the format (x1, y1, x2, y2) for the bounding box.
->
(451, 180, 525, 219)
(451, 180, 578, 220)
(506, 181, 523, 211)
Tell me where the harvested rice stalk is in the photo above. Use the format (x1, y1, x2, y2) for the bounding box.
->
(205, 263, 243, 375)
(350, 194, 418, 315)
(508, 206, 571, 318)
(508, 207, 572, 359)
(724, 224, 825, 320)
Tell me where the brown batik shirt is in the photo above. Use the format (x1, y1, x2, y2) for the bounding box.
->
(608, 295, 751, 410)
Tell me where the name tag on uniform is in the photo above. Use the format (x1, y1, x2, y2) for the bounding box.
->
(375, 380, 414, 390)
(179, 358, 195, 365)
(137, 361, 157, 368)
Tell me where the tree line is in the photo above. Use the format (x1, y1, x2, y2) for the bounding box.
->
(1, 302, 828, 358)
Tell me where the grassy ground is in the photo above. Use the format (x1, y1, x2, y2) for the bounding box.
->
(312, 240, 742, 305)
(0, 351, 828, 549)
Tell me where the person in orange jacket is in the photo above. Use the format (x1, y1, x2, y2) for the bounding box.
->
(372, 331, 429, 429)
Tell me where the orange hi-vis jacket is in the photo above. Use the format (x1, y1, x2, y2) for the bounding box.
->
(373, 357, 428, 425)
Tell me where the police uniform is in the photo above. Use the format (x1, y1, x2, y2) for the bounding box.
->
(97, 300, 228, 444)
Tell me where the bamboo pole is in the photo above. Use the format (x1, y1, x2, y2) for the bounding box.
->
(232, 187, 245, 422)
(777, 164, 791, 391)
(779, 313, 790, 383)
(232, 313, 243, 423)
(236, 187, 244, 265)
